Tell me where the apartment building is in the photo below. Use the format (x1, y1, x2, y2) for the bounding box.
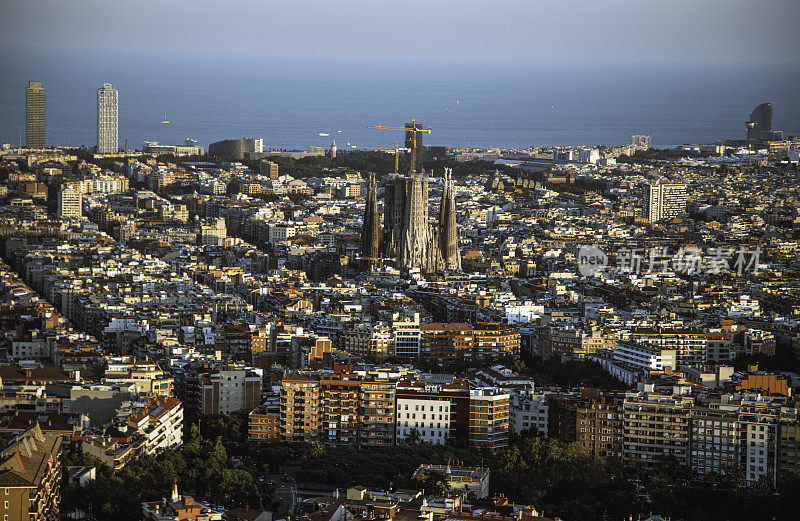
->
(116, 396, 184, 455)
(199, 364, 262, 415)
(248, 403, 280, 441)
(340, 324, 393, 358)
(392, 313, 421, 358)
(509, 391, 549, 436)
(630, 325, 706, 368)
(468, 388, 510, 452)
(103, 356, 173, 395)
(420, 323, 519, 363)
(622, 387, 693, 468)
(0, 424, 62, 521)
(320, 374, 361, 444)
(689, 394, 794, 485)
(395, 378, 470, 444)
(643, 181, 686, 222)
(576, 392, 625, 459)
(57, 184, 82, 219)
(358, 379, 395, 446)
(280, 372, 321, 442)
(279, 371, 396, 446)
(546, 324, 615, 359)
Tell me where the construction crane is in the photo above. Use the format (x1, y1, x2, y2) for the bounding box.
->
(349, 142, 410, 174)
(366, 119, 431, 175)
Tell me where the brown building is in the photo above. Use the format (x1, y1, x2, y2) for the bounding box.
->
(737, 372, 791, 397)
(280, 372, 322, 442)
(340, 325, 393, 358)
(469, 388, 510, 452)
(575, 390, 624, 459)
(0, 424, 62, 521)
(420, 323, 520, 364)
(249, 404, 280, 441)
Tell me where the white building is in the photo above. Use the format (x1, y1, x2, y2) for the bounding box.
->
(392, 312, 421, 357)
(613, 341, 676, 372)
(510, 391, 549, 436)
(396, 395, 452, 444)
(116, 396, 183, 455)
(578, 148, 600, 164)
(643, 182, 686, 222)
(97, 83, 118, 154)
(269, 222, 296, 244)
(58, 184, 82, 219)
(247, 138, 264, 153)
(200, 218, 227, 246)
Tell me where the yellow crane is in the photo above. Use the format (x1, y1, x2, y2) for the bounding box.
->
(349, 142, 410, 174)
(366, 119, 431, 175)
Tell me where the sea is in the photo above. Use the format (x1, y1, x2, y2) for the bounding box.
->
(1, 45, 799, 151)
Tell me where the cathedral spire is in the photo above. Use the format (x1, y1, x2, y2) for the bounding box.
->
(439, 167, 461, 271)
(361, 172, 380, 272)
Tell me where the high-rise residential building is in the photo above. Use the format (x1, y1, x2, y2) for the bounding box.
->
(26, 81, 46, 148)
(395, 377, 471, 444)
(746, 102, 773, 142)
(630, 325, 706, 368)
(246, 138, 263, 154)
(280, 372, 322, 442)
(622, 388, 693, 469)
(575, 392, 625, 460)
(469, 388, 510, 452)
(642, 181, 686, 222)
(0, 424, 62, 521)
(259, 160, 279, 179)
(360, 173, 381, 272)
(358, 378, 395, 446)
(630, 135, 651, 149)
(57, 184, 82, 219)
(198, 364, 262, 415)
(97, 83, 118, 154)
(391, 312, 421, 357)
(690, 394, 794, 486)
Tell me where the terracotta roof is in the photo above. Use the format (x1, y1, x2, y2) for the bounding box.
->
(0, 424, 61, 488)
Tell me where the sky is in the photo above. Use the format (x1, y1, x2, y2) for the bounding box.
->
(1, 0, 799, 64)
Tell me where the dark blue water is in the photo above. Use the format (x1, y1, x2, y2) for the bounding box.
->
(1, 45, 799, 150)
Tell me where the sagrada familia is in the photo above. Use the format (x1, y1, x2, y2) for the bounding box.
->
(361, 167, 460, 274)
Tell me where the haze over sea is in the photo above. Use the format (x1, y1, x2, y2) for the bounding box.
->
(1, 46, 799, 152)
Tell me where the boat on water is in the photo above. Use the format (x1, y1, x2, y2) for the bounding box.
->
(161, 112, 170, 124)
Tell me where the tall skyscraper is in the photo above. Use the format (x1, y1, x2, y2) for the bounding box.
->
(97, 83, 118, 154)
(643, 181, 686, 222)
(26, 81, 46, 148)
(438, 168, 461, 271)
(746, 102, 773, 143)
(361, 173, 381, 272)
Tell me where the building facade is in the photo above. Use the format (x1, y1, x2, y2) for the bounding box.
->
(642, 182, 687, 222)
(26, 81, 46, 149)
(97, 83, 118, 154)
(0, 424, 62, 521)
